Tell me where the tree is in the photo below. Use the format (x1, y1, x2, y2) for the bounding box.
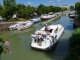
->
(54, 6, 61, 12)
(18, 5, 35, 18)
(3, 5, 17, 20)
(37, 4, 60, 15)
(48, 6, 56, 12)
(37, 4, 46, 15)
(65, 28, 80, 60)
(61, 7, 67, 11)
(0, 5, 3, 11)
(17, 4, 26, 16)
(3, 0, 16, 7)
(11, 0, 16, 5)
(17, 4, 26, 10)
(75, 2, 80, 16)
(70, 5, 75, 11)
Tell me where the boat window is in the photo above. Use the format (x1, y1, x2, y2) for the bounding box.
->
(47, 38, 49, 40)
(55, 35, 57, 39)
(39, 38, 44, 41)
(33, 37, 37, 42)
(55, 28, 58, 33)
(58, 27, 62, 32)
(51, 36, 53, 38)
(49, 29, 53, 33)
(34, 38, 36, 43)
(37, 38, 40, 43)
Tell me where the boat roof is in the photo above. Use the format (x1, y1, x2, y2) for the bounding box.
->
(40, 24, 62, 31)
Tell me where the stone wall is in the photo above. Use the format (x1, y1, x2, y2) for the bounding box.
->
(0, 22, 14, 31)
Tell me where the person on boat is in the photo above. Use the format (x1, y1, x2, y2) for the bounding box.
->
(42, 33, 46, 38)
(45, 24, 53, 35)
(45, 24, 50, 31)
(45, 24, 51, 32)
(45, 24, 52, 36)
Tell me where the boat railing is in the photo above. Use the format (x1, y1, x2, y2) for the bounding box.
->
(58, 26, 62, 32)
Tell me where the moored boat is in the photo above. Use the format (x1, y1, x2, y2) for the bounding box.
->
(31, 24, 64, 51)
(30, 17, 41, 23)
(41, 14, 50, 20)
(41, 12, 56, 20)
(69, 13, 75, 19)
(68, 11, 76, 19)
(8, 21, 33, 30)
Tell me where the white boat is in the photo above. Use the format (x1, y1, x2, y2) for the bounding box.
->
(69, 13, 75, 19)
(8, 21, 33, 30)
(68, 11, 75, 19)
(41, 12, 56, 20)
(30, 17, 41, 23)
(41, 14, 50, 20)
(48, 12, 56, 18)
(31, 24, 64, 51)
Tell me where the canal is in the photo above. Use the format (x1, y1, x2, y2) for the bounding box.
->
(1, 15, 74, 60)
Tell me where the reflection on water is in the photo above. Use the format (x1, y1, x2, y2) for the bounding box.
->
(9, 27, 35, 34)
(41, 16, 61, 25)
(1, 16, 74, 60)
(70, 18, 74, 21)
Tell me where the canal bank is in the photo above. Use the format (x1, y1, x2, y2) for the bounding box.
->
(0, 15, 61, 31)
(0, 22, 15, 31)
(73, 16, 80, 28)
(1, 15, 74, 60)
(64, 27, 80, 60)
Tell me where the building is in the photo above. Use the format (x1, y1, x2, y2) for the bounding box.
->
(62, 4, 68, 9)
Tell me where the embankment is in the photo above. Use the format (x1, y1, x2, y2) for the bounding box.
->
(0, 22, 14, 31)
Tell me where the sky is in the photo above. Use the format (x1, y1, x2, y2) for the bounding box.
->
(0, 0, 80, 7)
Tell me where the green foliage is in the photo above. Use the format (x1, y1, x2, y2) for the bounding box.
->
(0, 5, 3, 11)
(0, 2, 62, 21)
(75, 2, 80, 16)
(70, 28, 80, 48)
(65, 28, 80, 60)
(0, 38, 5, 43)
(54, 6, 61, 12)
(3, 0, 16, 7)
(18, 18, 26, 21)
(0, 10, 5, 17)
(0, 5, 17, 20)
(7, 18, 26, 22)
(17, 4, 26, 10)
(37, 4, 47, 14)
(18, 5, 34, 19)
(69, 5, 75, 11)
(37, 4, 62, 15)
(61, 7, 67, 11)
(0, 37, 8, 56)
(7, 18, 19, 22)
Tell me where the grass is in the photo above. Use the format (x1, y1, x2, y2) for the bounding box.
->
(18, 18, 26, 21)
(7, 18, 29, 22)
(65, 28, 80, 60)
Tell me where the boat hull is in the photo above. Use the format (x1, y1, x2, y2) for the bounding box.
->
(41, 18, 50, 20)
(31, 42, 58, 51)
(69, 16, 75, 19)
(8, 21, 33, 30)
(30, 18, 41, 23)
(31, 24, 64, 51)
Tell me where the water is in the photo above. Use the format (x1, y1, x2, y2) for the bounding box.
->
(0, 15, 74, 60)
